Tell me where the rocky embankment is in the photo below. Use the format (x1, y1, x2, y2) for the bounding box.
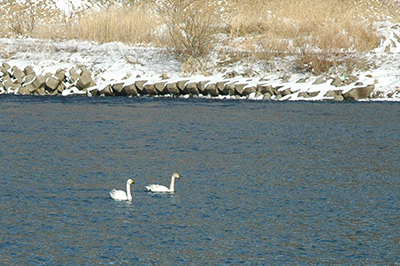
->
(0, 62, 398, 101)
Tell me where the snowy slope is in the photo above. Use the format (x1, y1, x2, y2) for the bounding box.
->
(1, 1, 400, 100)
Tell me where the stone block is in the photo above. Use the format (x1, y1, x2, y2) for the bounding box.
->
(26, 83, 37, 93)
(18, 86, 30, 95)
(135, 80, 147, 94)
(56, 82, 66, 93)
(176, 79, 189, 91)
(221, 83, 236, 95)
(343, 84, 374, 101)
(112, 82, 125, 95)
(101, 84, 114, 96)
(69, 68, 79, 82)
(35, 86, 46, 95)
(77, 73, 94, 90)
(33, 75, 46, 88)
(242, 85, 257, 96)
(258, 84, 275, 95)
(55, 69, 66, 81)
(0, 68, 10, 79)
(2, 62, 10, 70)
(123, 83, 138, 96)
(23, 74, 36, 83)
(12, 67, 24, 83)
(144, 83, 157, 95)
(163, 82, 179, 95)
(196, 80, 210, 94)
(2, 79, 15, 90)
(204, 83, 219, 96)
(234, 83, 247, 95)
(45, 76, 60, 91)
(23, 65, 35, 76)
(183, 82, 199, 95)
(154, 81, 167, 93)
(216, 80, 228, 92)
(278, 87, 292, 96)
(331, 76, 344, 87)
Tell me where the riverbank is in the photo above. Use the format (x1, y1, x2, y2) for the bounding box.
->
(1, 34, 400, 101)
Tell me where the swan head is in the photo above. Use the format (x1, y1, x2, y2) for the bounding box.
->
(172, 172, 180, 179)
(127, 179, 134, 184)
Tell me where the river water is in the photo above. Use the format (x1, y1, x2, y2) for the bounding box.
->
(0, 96, 399, 265)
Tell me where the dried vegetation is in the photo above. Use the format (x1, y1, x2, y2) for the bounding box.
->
(1, 0, 399, 75)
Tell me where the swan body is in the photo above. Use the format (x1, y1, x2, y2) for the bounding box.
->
(110, 179, 134, 201)
(146, 172, 180, 193)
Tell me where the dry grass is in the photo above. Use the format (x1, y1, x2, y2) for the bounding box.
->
(155, 0, 222, 64)
(67, 3, 158, 44)
(1, 0, 400, 74)
(0, 0, 64, 37)
(226, 0, 385, 52)
(222, 0, 397, 74)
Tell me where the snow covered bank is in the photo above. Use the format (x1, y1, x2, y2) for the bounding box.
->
(1, 26, 400, 101)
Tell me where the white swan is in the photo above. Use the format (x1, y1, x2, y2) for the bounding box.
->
(110, 179, 134, 201)
(145, 172, 180, 193)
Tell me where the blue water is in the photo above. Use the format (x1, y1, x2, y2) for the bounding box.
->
(0, 96, 399, 265)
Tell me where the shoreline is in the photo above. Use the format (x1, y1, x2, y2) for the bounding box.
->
(1, 37, 400, 102)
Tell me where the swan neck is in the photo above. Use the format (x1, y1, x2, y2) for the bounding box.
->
(169, 176, 175, 192)
(126, 182, 132, 200)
